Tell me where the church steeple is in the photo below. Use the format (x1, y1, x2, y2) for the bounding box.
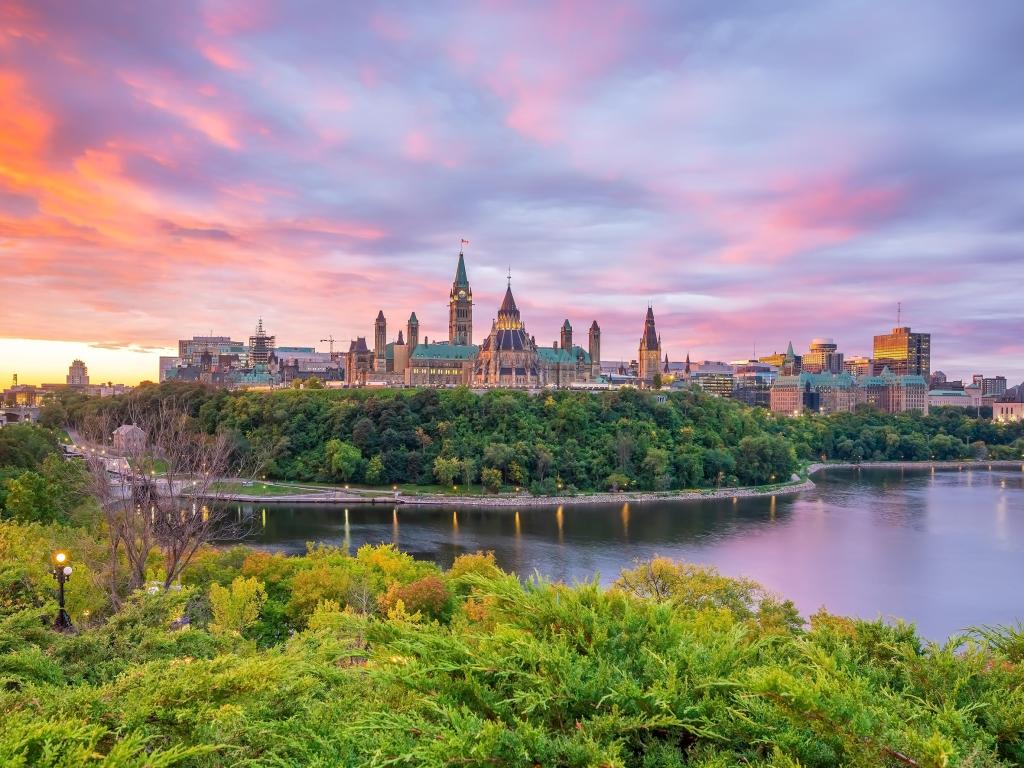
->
(448, 245, 473, 345)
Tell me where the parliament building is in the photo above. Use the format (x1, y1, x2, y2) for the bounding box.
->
(360, 248, 601, 389)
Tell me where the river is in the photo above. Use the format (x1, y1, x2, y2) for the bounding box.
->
(240, 467, 1024, 639)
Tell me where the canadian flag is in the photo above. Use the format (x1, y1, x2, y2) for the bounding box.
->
(460, 238, 470, 246)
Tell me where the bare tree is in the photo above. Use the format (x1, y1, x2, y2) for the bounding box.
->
(81, 400, 255, 600)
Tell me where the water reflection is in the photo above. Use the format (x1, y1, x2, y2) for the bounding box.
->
(237, 468, 1024, 639)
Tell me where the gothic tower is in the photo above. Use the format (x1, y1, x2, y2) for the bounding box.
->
(374, 310, 386, 371)
(448, 248, 473, 345)
(407, 312, 419, 350)
(560, 319, 572, 350)
(588, 321, 601, 376)
(638, 306, 661, 385)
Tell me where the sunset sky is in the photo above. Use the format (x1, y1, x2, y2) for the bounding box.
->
(2, 0, 1022, 386)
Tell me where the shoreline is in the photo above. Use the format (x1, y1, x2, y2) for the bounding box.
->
(209, 459, 1024, 507)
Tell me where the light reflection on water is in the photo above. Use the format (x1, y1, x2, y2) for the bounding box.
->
(237, 468, 1024, 639)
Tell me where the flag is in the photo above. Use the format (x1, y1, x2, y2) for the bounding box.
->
(461, 238, 470, 245)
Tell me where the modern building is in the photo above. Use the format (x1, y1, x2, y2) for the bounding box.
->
(177, 335, 246, 367)
(733, 361, 778, 407)
(872, 326, 930, 377)
(66, 359, 89, 387)
(637, 307, 662, 385)
(843, 356, 873, 376)
(803, 338, 844, 374)
(973, 375, 1007, 398)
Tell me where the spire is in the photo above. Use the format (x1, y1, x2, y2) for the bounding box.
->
(640, 306, 658, 349)
(500, 284, 518, 314)
(685, 351, 691, 375)
(408, 311, 418, 323)
(453, 251, 469, 288)
(397, 330, 404, 345)
(663, 353, 670, 374)
(785, 340, 795, 358)
(562, 319, 571, 330)
(376, 310, 385, 322)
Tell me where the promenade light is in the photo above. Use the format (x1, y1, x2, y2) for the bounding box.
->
(50, 551, 73, 631)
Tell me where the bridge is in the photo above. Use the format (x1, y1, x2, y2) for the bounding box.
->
(0, 406, 40, 425)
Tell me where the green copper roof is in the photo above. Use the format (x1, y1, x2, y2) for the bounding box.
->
(537, 345, 592, 365)
(454, 252, 469, 288)
(408, 311, 418, 323)
(410, 343, 479, 361)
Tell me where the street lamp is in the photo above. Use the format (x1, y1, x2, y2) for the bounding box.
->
(51, 552, 73, 631)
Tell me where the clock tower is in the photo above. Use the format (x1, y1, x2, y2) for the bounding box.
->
(448, 247, 473, 345)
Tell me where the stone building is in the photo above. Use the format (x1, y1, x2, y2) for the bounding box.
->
(637, 307, 662, 385)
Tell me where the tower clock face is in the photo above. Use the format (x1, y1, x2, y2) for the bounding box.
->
(459, 290, 466, 299)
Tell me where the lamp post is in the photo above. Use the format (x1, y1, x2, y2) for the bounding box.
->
(51, 552, 73, 631)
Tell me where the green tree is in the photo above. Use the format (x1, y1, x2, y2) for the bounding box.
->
(652, 372, 663, 389)
(209, 576, 267, 637)
(481, 467, 502, 494)
(640, 446, 671, 490)
(433, 456, 461, 487)
(325, 439, 362, 482)
(365, 454, 385, 485)
(3, 472, 63, 523)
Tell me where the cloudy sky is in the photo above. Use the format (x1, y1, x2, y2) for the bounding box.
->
(1, 0, 1022, 385)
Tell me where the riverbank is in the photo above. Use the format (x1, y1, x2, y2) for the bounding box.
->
(206, 459, 1024, 507)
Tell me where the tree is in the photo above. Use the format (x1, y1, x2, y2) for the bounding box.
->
(652, 373, 663, 390)
(365, 455, 385, 485)
(605, 472, 631, 492)
(640, 447, 671, 490)
(82, 403, 249, 601)
(734, 435, 796, 486)
(481, 467, 502, 494)
(433, 456, 461, 487)
(460, 457, 477, 486)
(305, 377, 324, 389)
(3, 471, 61, 523)
(209, 576, 267, 636)
(325, 439, 362, 482)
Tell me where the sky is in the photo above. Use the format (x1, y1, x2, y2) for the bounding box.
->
(1, 0, 1023, 386)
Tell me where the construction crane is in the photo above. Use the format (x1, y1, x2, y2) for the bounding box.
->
(320, 335, 337, 358)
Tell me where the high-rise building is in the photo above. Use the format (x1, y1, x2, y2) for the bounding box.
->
(637, 307, 661, 385)
(803, 338, 844, 374)
(844, 356, 873, 376)
(66, 359, 89, 387)
(973, 375, 1007, 397)
(374, 311, 387, 371)
(872, 326, 930, 377)
(177, 335, 246, 366)
(448, 248, 473, 345)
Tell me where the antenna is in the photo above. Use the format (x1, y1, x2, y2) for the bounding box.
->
(897, 301, 902, 327)
(506, 265, 511, 286)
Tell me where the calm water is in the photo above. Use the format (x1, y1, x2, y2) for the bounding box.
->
(240, 468, 1024, 639)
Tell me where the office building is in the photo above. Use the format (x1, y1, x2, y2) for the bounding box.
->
(66, 359, 89, 387)
(872, 326, 930, 377)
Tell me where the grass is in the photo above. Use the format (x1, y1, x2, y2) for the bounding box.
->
(209, 481, 310, 497)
